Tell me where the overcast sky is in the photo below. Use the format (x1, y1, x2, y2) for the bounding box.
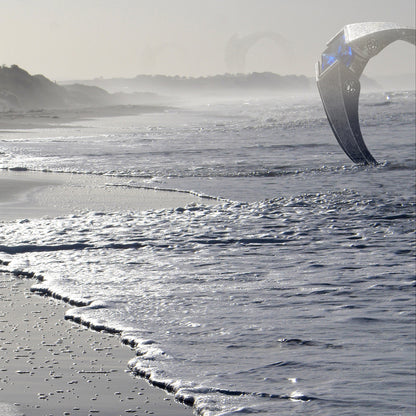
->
(0, 0, 414, 80)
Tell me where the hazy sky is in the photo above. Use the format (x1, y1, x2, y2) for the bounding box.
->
(0, 0, 414, 80)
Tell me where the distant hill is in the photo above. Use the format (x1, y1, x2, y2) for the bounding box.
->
(0, 65, 161, 111)
(0, 65, 66, 110)
(0, 66, 314, 111)
(66, 72, 383, 96)
(0, 65, 114, 111)
(71, 72, 314, 95)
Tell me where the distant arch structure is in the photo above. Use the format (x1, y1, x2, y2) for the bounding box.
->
(225, 32, 293, 73)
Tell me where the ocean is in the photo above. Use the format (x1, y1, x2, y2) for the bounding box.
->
(0, 90, 415, 415)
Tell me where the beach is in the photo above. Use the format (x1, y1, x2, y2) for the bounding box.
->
(0, 166, 202, 415)
(0, 272, 192, 416)
(0, 106, 168, 131)
(0, 169, 208, 221)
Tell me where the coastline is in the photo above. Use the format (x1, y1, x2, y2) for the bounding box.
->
(0, 104, 169, 130)
(0, 169, 207, 221)
(0, 163, 203, 414)
(0, 272, 193, 416)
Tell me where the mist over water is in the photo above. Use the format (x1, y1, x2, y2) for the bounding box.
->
(0, 90, 415, 415)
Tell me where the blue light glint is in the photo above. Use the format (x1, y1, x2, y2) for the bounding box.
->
(321, 34, 354, 72)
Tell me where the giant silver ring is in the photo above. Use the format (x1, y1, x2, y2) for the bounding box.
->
(316, 22, 415, 164)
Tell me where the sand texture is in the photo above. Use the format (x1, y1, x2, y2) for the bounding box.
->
(0, 273, 192, 416)
(0, 170, 208, 221)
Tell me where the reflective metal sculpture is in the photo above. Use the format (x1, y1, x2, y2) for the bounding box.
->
(316, 22, 415, 164)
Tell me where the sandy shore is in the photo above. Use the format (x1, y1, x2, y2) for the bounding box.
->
(0, 170, 207, 221)
(0, 105, 168, 130)
(0, 169, 206, 415)
(0, 272, 192, 416)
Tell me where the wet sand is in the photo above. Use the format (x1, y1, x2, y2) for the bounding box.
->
(0, 168, 202, 415)
(0, 170, 207, 221)
(0, 273, 193, 416)
(0, 105, 168, 131)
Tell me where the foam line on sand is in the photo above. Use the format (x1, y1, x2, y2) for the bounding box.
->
(0, 273, 193, 416)
(0, 170, 207, 221)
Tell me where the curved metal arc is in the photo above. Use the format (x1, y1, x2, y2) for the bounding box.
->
(317, 61, 376, 164)
(316, 22, 416, 165)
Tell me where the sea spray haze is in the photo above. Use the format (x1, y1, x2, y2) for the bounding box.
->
(0, 91, 415, 415)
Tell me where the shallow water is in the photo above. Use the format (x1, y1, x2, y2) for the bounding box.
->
(0, 91, 415, 415)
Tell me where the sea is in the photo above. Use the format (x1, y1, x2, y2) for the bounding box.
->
(0, 89, 415, 416)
